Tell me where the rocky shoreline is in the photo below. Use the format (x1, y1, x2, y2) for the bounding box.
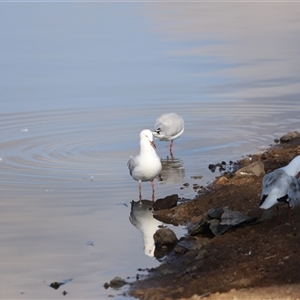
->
(117, 131, 300, 300)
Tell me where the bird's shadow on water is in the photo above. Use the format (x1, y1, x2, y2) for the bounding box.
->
(129, 198, 180, 259)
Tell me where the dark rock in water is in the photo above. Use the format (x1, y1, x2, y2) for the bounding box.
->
(49, 278, 72, 290)
(280, 131, 300, 143)
(188, 207, 257, 236)
(153, 194, 178, 211)
(154, 228, 178, 246)
(208, 164, 216, 172)
(207, 207, 224, 219)
(50, 282, 62, 290)
(103, 282, 110, 289)
(110, 276, 127, 289)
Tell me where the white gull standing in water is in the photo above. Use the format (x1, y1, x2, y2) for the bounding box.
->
(259, 155, 300, 221)
(128, 129, 162, 200)
(153, 113, 184, 159)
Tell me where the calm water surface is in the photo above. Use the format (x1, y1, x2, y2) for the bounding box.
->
(1, 3, 300, 299)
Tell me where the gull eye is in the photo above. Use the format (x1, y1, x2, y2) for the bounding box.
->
(156, 128, 161, 134)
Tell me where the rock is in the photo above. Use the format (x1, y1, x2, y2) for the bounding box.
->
(188, 207, 257, 236)
(109, 276, 126, 289)
(209, 218, 232, 236)
(103, 282, 110, 289)
(216, 176, 229, 185)
(187, 217, 211, 236)
(50, 282, 62, 290)
(173, 244, 188, 254)
(235, 161, 265, 177)
(153, 194, 178, 211)
(220, 208, 255, 226)
(280, 131, 300, 143)
(154, 228, 178, 246)
(208, 164, 216, 172)
(207, 207, 224, 219)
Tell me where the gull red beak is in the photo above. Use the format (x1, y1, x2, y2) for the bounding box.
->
(150, 140, 156, 148)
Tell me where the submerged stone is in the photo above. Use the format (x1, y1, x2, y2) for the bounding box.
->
(110, 276, 127, 289)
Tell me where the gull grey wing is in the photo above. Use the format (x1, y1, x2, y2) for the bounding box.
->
(260, 169, 288, 205)
(287, 176, 300, 209)
(127, 156, 138, 176)
(261, 169, 286, 194)
(154, 114, 184, 139)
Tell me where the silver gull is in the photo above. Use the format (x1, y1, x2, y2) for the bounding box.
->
(153, 113, 184, 159)
(128, 129, 162, 200)
(259, 155, 300, 221)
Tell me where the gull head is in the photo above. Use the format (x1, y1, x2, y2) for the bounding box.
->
(140, 129, 156, 148)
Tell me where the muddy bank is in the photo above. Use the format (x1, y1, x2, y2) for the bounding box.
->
(127, 132, 300, 300)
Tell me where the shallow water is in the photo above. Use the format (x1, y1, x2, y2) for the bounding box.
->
(1, 2, 300, 299)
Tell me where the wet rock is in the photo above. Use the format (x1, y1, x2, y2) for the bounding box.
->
(235, 161, 265, 177)
(109, 276, 127, 289)
(153, 194, 178, 211)
(154, 228, 178, 246)
(280, 131, 300, 143)
(208, 164, 216, 172)
(49, 278, 72, 290)
(50, 282, 62, 290)
(103, 282, 110, 289)
(173, 244, 188, 254)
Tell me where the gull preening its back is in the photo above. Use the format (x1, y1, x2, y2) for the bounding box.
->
(153, 113, 184, 159)
(128, 129, 162, 200)
(259, 155, 300, 221)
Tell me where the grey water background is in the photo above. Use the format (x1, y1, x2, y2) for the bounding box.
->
(1, 2, 300, 299)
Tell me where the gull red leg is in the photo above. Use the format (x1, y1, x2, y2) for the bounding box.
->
(138, 181, 142, 201)
(150, 180, 155, 201)
(169, 140, 174, 160)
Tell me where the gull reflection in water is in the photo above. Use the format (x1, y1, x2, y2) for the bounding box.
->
(158, 158, 185, 184)
(129, 200, 163, 257)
